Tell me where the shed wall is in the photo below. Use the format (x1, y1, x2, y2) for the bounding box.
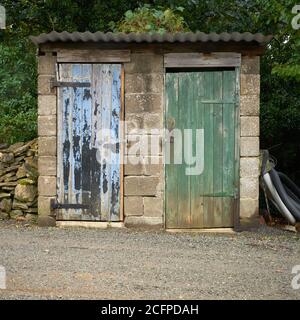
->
(36, 48, 261, 228)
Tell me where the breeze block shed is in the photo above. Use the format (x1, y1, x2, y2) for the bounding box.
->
(30, 31, 272, 229)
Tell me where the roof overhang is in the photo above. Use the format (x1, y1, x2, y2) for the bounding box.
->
(30, 31, 273, 46)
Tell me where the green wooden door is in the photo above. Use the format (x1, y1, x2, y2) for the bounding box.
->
(165, 70, 238, 228)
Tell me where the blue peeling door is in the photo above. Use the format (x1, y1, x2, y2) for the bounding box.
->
(57, 64, 122, 221)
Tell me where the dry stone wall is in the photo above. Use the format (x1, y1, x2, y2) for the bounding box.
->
(0, 139, 38, 222)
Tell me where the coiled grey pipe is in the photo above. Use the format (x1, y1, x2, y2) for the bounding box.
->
(263, 173, 296, 225)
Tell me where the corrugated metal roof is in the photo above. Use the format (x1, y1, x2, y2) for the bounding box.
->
(30, 31, 272, 45)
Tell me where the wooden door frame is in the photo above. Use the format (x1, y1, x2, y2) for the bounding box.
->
(163, 54, 241, 229)
(55, 62, 125, 222)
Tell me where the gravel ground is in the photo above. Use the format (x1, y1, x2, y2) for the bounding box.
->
(0, 221, 299, 300)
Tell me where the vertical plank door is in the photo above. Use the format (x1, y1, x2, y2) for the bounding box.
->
(165, 69, 238, 228)
(57, 64, 122, 221)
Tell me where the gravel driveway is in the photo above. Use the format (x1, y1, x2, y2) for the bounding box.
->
(0, 221, 299, 300)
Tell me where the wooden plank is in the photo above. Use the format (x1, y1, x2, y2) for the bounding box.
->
(212, 71, 223, 227)
(190, 72, 204, 228)
(57, 49, 131, 63)
(177, 73, 191, 228)
(62, 64, 74, 220)
(164, 52, 241, 68)
(80, 64, 92, 218)
(202, 72, 215, 227)
(222, 197, 234, 227)
(100, 65, 113, 221)
(109, 64, 121, 221)
(222, 70, 236, 226)
(165, 72, 179, 228)
(91, 64, 103, 219)
(57, 64, 71, 220)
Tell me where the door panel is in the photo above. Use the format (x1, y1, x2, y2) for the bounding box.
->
(57, 64, 122, 221)
(165, 70, 238, 228)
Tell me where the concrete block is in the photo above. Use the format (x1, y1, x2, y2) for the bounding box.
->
(38, 176, 56, 196)
(240, 177, 259, 199)
(124, 176, 159, 196)
(125, 73, 163, 93)
(38, 137, 56, 156)
(143, 197, 163, 217)
(124, 197, 143, 216)
(125, 113, 163, 131)
(37, 216, 56, 227)
(124, 54, 163, 74)
(38, 115, 56, 136)
(38, 95, 57, 115)
(240, 137, 260, 157)
(240, 95, 259, 116)
(240, 198, 259, 219)
(241, 116, 259, 137)
(241, 56, 260, 74)
(38, 75, 56, 95)
(38, 54, 56, 75)
(38, 196, 55, 216)
(240, 74, 260, 95)
(125, 94, 162, 113)
(38, 156, 56, 176)
(240, 157, 260, 178)
(124, 216, 163, 229)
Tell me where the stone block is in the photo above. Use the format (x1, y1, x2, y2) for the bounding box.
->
(240, 137, 259, 157)
(38, 115, 56, 136)
(240, 157, 260, 178)
(125, 73, 163, 93)
(240, 177, 259, 199)
(38, 75, 56, 95)
(37, 216, 56, 227)
(240, 95, 259, 116)
(38, 95, 57, 116)
(240, 74, 260, 95)
(124, 196, 143, 216)
(38, 176, 56, 196)
(38, 54, 56, 75)
(241, 56, 260, 74)
(124, 176, 159, 196)
(125, 94, 162, 113)
(38, 137, 56, 156)
(241, 116, 259, 137)
(124, 54, 163, 74)
(143, 197, 163, 217)
(124, 216, 163, 229)
(125, 113, 163, 131)
(38, 156, 56, 176)
(38, 196, 55, 216)
(240, 198, 259, 219)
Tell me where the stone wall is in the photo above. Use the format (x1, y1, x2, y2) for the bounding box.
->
(123, 52, 164, 228)
(0, 140, 38, 222)
(239, 56, 260, 226)
(37, 52, 57, 226)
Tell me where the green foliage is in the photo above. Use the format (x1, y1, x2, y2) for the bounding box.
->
(110, 4, 189, 33)
(0, 0, 298, 183)
(0, 37, 37, 144)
